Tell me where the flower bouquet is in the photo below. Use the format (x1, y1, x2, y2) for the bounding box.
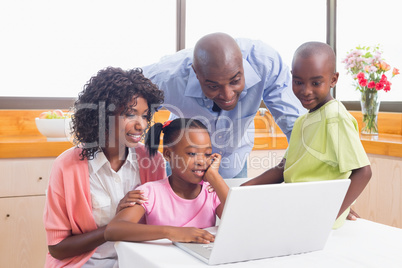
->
(342, 45, 399, 135)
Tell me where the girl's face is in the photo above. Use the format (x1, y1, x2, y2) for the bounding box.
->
(166, 128, 213, 185)
(115, 96, 149, 148)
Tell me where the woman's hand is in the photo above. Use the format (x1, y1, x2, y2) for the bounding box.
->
(116, 190, 148, 214)
(167, 227, 215, 244)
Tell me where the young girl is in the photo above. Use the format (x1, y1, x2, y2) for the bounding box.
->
(43, 67, 166, 267)
(104, 118, 229, 244)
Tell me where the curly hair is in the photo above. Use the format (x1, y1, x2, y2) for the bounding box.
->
(72, 67, 164, 160)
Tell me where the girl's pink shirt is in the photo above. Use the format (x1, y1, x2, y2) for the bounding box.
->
(136, 178, 221, 228)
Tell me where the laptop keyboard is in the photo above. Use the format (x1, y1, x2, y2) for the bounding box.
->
(202, 243, 214, 251)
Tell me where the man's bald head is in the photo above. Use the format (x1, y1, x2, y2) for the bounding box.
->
(191, 33, 245, 111)
(193, 32, 242, 75)
(292, 42, 336, 73)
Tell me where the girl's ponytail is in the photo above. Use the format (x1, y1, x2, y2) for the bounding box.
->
(145, 122, 163, 157)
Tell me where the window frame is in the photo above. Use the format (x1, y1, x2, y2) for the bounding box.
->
(1, 0, 400, 112)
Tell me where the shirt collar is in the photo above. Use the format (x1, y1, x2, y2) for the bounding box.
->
(184, 58, 261, 99)
(89, 148, 138, 174)
(90, 150, 109, 174)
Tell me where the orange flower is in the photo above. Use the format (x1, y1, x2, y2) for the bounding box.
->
(380, 61, 391, 71)
(393, 67, 400, 76)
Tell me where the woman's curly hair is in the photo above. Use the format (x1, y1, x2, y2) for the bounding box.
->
(72, 67, 164, 160)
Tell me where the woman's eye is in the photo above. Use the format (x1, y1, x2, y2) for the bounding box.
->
(205, 153, 212, 158)
(188, 152, 196, 156)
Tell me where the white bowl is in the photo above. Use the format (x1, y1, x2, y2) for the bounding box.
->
(35, 118, 73, 142)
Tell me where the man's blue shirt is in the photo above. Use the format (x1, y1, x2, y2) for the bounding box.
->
(143, 38, 306, 178)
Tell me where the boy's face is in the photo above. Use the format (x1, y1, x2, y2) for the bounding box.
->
(291, 54, 339, 112)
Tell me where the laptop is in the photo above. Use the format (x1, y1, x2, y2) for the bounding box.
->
(173, 179, 351, 265)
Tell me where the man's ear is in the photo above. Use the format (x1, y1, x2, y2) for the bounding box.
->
(331, 72, 339, 88)
(191, 64, 197, 74)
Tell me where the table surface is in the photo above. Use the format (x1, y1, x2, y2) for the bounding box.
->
(115, 219, 402, 268)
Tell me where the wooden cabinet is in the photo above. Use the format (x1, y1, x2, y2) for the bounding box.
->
(0, 158, 55, 268)
(352, 154, 402, 228)
(247, 150, 286, 178)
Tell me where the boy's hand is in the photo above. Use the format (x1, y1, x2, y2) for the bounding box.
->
(116, 190, 148, 214)
(168, 227, 215, 244)
(347, 208, 360, 221)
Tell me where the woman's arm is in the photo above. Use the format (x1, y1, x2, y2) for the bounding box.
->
(48, 227, 106, 260)
(241, 158, 286, 186)
(104, 205, 214, 243)
(48, 189, 148, 260)
(337, 165, 372, 219)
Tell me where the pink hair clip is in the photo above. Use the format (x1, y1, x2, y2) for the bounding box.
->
(162, 120, 172, 129)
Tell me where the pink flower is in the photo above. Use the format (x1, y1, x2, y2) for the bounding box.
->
(380, 74, 387, 83)
(359, 78, 368, 87)
(356, 72, 365, 80)
(384, 81, 392, 92)
(367, 81, 376, 89)
(393, 68, 400, 76)
(375, 82, 384, 91)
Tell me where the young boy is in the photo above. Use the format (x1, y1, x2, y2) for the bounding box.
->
(242, 42, 372, 228)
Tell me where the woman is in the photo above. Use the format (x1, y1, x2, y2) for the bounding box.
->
(43, 67, 166, 267)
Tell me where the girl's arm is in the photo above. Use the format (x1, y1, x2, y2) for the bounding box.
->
(241, 158, 286, 186)
(104, 204, 215, 244)
(337, 165, 372, 219)
(203, 154, 229, 218)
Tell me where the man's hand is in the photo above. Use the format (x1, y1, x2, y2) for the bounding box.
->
(116, 190, 148, 214)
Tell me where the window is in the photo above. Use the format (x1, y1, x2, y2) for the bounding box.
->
(336, 0, 402, 102)
(2, 0, 401, 112)
(186, 0, 326, 68)
(0, 0, 176, 98)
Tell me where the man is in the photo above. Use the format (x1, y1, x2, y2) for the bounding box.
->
(143, 32, 306, 178)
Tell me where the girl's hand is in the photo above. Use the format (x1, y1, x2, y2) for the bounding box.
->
(116, 190, 148, 214)
(168, 227, 215, 244)
(204, 153, 221, 183)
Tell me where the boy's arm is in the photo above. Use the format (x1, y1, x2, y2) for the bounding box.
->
(337, 165, 372, 219)
(104, 203, 214, 244)
(241, 158, 286, 186)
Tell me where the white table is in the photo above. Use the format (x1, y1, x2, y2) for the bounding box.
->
(115, 219, 402, 267)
